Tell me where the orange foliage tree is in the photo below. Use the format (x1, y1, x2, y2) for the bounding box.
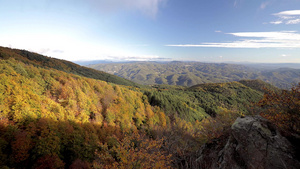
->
(258, 83, 300, 134)
(93, 132, 172, 169)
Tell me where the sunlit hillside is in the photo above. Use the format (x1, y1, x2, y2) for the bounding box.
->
(0, 47, 141, 87)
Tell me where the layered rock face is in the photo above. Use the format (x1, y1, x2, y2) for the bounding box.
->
(197, 116, 300, 169)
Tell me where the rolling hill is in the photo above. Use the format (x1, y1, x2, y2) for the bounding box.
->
(142, 79, 274, 122)
(89, 61, 300, 89)
(0, 46, 141, 87)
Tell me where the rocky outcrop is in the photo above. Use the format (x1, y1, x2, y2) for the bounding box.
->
(197, 116, 300, 169)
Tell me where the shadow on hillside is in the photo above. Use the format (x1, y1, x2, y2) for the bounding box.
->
(0, 117, 126, 168)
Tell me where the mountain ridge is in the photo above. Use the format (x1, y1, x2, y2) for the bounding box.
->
(89, 61, 300, 89)
(0, 46, 141, 87)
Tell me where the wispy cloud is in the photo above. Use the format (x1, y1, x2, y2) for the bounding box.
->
(260, 1, 270, 9)
(37, 48, 64, 54)
(89, 0, 167, 18)
(270, 20, 282, 25)
(271, 10, 300, 24)
(166, 31, 300, 48)
(234, 0, 238, 7)
(106, 55, 170, 61)
(234, 0, 247, 8)
(52, 49, 64, 53)
(38, 48, 50, 54)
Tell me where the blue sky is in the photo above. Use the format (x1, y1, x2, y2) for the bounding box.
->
(0, 0, 300, 63)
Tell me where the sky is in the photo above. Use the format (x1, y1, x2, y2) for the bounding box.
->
(0, 0, 300, 63)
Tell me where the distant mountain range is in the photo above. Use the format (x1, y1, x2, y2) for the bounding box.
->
(76, 60, 300, 70)
(88, 61, 300, 89)
(235, 62, 300, 70)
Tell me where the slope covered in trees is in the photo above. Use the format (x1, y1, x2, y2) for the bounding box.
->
(0, 58, 173, 168)
(142, 80, 271, 122)
(0, 46, 140, 87)
(89, 61, 300, 89)
(0, 56, 248, 168)
(1, 47, 298, 168)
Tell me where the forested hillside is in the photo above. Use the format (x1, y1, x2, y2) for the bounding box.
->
(0, 46, 140, 87)
(89, 61, 300, 89)
(0, 47, 298, 168)
(141, 80, 273, 122)
(0, 54, 246, 168)
(0, 58, 172, 168)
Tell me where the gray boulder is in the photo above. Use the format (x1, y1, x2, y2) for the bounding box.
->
(197, 116, 300, 169)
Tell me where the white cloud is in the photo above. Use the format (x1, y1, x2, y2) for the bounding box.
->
(166, 31, 300, 49)
(270, 20, 282, 24)
(215, 30, 222, 33)
(275, 10, 300, 16)
(271, 10, 300, 24)
(88, 0, 167, 18)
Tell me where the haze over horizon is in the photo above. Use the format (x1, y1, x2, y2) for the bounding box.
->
(0, 0, 300, 63)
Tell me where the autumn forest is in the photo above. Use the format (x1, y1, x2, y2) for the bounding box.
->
(0, 46, 299, 168)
